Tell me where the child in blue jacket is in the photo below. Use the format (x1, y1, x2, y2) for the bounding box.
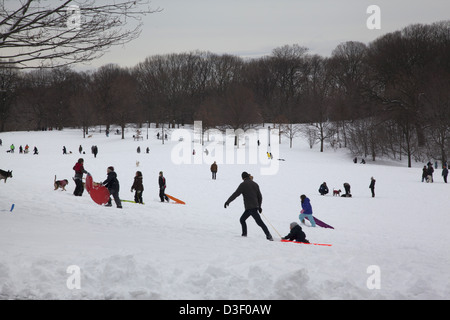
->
(299, 194, 316, 227)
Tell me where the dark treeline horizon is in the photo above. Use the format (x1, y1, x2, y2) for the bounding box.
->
(0, 20, 449, 166)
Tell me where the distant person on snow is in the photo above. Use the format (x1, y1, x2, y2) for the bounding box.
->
(210, 161, 218, 180)
(299, 194, 316, 227)
(282, 222, 309, 243)
(159, 171, 169, 202)
(422, 166, 428, 182)
(442, 165, 448, 183)
(342, 182, 352, 197)
(369, 177, 376, 197)
(224, 172, 273, 241)
(318, 182, 329, 196)
(131, 171, 144, 204)
(73, 158, 88, 196)
(103, 166, 122, 208)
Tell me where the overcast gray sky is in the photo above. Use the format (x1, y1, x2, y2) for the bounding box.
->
(87, 0, 449, 69)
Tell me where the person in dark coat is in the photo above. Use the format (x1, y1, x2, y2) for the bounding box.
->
(369, 177, 376, 197)
(282, 222, 309, 243)
(427, 164, 434, 182)
(318, 182, 329, 196)
(342, 182, 352, 197)
(210, 161, 218, 180)
(103, 166, 122, 208)
(224, 172, 273, 241)
(131, 171, 144, 204)
(422, 166, 428, 182)
(73, 158, 88, 196)
(442, 165, 448, 183)
(158, 171, 169, 202)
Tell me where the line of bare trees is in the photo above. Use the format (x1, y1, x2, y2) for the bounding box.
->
(1, 21, 449, 166)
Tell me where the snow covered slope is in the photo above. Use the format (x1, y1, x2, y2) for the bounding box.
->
(0, 127, 449, 299)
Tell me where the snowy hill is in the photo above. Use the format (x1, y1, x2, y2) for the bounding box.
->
(0, 126, 449, 300)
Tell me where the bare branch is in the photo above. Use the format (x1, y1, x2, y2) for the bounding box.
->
(0, 0, 161, 69)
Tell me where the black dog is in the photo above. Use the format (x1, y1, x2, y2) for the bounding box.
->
(0, 169, 13, 183)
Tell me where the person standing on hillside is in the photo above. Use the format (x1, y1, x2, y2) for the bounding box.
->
(224, 172, 273, 241)
(158, 171, 169, 202)
(73, 158, 88, 196)
(442, 165, 448, 183)
(210, 161, 218, 180)
(103, 166, 122, 208)
(369, 177, 376, 197)
(131, 171, 144, 204)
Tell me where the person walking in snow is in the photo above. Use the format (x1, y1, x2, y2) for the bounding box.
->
(131, 171, 144, 204)
(369, 177, 376, 197)
(103, 166, 122, 208)
(299, 194, 316, 227)
(73, 158, 88, 196)
(158, 171, 169, 202)
(282, 222, 309, 243)
(224, 172, 273, 241)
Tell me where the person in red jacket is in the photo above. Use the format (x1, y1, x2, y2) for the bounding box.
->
(73, 158, 88, 196)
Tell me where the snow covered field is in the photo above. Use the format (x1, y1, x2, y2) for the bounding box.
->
(0, 126, 449, 300)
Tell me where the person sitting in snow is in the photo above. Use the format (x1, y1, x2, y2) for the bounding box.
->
(282, 222, 309, 243)
(318, 182, 329, 196)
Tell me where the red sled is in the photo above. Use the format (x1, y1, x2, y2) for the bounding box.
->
(86, 174, 110, 205)
(280, 239, 332, 247)
(85, 174, 94, 193)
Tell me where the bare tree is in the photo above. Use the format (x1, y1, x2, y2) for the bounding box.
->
(0, 0, 160, 69)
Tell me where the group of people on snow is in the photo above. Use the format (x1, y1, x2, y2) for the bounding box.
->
(422, 162, 448, 183)
(5, 144, 38, 154)
(72, 158, 170, 208)
(224, 171, 313, 243)
(318, 178, 376, 198)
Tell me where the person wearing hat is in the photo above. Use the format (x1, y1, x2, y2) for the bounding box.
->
(103, 166, 122, 208)
(224, 172, 273, 241)
(282, 222, 309, 243)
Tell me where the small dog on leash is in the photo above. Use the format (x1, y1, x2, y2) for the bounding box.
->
(0, 169, 12, 183)
(333, 189, 341, 196)
(136, 160, 140, 167)
(54, 175, 69, 191)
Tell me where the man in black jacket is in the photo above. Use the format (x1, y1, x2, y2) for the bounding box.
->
(103, 166, 122, 208)
(224, 172, 273, 241)
(159, 171, 169, 202)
